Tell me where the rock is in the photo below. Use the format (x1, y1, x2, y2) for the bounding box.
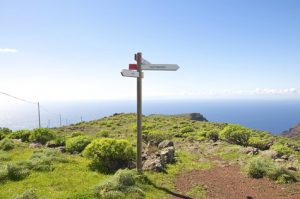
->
(142, 153, 147, 161)
(29, 142, 43, 148)
(160, 146, 175, 164)
(281, 155, 289, 160)
(56, 146, 66, 153)
(158, 140, 174, 149)
(240, 147, 259, 155)
(46, 141, 61, 148)
(287, 166, 297, 171)
(142, 157, 164, 172)
(275, 158, 285, 163)
(147, 140, 159, 147)
(260, 150, 279, 159)
(12, 139, 22, 142)
(288, 155, 298, 162)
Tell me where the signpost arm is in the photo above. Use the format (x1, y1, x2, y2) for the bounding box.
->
(136, 52, 143, 173)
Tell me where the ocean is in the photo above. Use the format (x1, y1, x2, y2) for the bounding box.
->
(0, 99, 299, 134)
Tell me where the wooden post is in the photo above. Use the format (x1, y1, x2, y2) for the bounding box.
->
(136, 52, 143, 172)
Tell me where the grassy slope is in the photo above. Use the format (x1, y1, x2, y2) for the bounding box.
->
(0, 113, 299, 198)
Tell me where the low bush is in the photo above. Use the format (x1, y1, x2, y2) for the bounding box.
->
(13, 189, 38, 199)
(83, 138, 135, 172)
(0, 165, 8, 182)
(142, 130, 172, 143)
(248, 137, 270, 150)
(180, 126, 195, 134)
(206, 130, 219, 141)
(96, 130, 110, 138)
(94, 169, 145, 199)
(247, 157, 273, 178)
(0, 152, 11, 161)
(7, 163, 30, 181)
(271, 143, 293, 156)
(27, 149, 68, 171)
(0, 127, 12, 140)
(71, 131, 84, 137)
(8, 130, 31, 142)
(267, 167, 297, 183)
(220, 124, 252, 146)
(29, 128, 55, 144)
(66, 136, 92, 153)
(0, 138, 15, 151)
(53, 136, 66, 146)
(247, 157, 297, 183)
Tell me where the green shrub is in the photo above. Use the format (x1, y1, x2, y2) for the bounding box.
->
(266, 166, 297, 183)
(220, 124, 252, 146)
(7, 163, 30, 181)
(142, 130, 172, 143)
(0, 138, 15, 151)
(0, 165, 8, 182)
(29, 128, 55, 144)
(53, 136, 66, 146)
(0, 152, 11, 161)
(180, 126, 195, 134)
(83, 138, 135, 172)
(96, 130, 110, 138)
(206, 130, 219, 141)
(0, 127, 12, 140)
(271, 143, 293, 156)
(247, 157, 297, 183)
(94, 169, 145, 199)
(27, 149, 68, 171)
(66, 136, 92, 153)
(13, 189, 38, 199)
(71, 131, 84, 137)
(247, 157, 273, 178)
(8, 130, 31, 142)
(248, 137, 270, 150)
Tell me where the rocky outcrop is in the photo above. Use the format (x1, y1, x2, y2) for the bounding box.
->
(142, 140, 175, 172)
(240, 147, 259, 155)
(281, 124, 300, 139)
(149, 113, 208, 122)
(29, 142, 43, 148)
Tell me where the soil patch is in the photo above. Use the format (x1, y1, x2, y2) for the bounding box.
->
(172, 164, 300, 199)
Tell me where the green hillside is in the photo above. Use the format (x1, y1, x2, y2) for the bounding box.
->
(0, 113, 299, 198)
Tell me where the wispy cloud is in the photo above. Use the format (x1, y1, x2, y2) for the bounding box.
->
(0, 48, 18, 53)
(254, 88, 297, 95)
(143, 88, 299, 99)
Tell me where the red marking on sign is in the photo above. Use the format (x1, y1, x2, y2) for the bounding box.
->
(129, 64, 138, 70)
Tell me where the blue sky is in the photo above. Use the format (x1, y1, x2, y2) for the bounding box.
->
(0, 0, 300, 102)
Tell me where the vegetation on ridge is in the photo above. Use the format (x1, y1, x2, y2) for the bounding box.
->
(0, 113, 299, 198)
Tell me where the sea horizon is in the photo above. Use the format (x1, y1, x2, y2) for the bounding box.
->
(0, 98, 299, 134)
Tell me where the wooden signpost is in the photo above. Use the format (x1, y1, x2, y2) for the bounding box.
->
(121, 52, 179, 172)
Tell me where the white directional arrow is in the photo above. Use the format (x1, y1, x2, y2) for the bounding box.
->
(142, 58, 151, 65)
(141, 64, 179, 71)
(121, 69, 143, 78)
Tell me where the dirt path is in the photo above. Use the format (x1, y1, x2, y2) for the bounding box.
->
(172, 164, 300, 199)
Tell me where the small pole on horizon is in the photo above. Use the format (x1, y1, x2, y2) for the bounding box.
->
(59, 114, 62, 127)
(37, 102, 41, 128)
(81, 116, 83, 122)
(136, 52, 143, 173)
